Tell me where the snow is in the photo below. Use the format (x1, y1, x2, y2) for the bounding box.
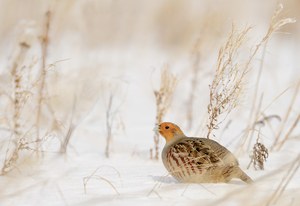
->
(0, 1, 300, 206)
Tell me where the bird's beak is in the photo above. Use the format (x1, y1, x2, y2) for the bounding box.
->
(153, 124, 160, 132)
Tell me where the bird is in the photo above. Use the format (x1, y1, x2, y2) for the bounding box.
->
(156, 122, 253, 184)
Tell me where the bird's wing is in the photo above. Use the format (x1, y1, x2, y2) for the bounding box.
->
(169, 138, 225, 169)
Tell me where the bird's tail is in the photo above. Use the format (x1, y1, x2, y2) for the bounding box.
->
(236, 167, 253, 184)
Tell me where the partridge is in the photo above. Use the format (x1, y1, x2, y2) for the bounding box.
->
(157, 122, 253, 184)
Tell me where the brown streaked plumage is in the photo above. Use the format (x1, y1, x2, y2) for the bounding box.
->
(157, 122, 253, 184)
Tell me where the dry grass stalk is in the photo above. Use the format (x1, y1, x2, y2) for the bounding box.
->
(271, 81, 300, 151)
(1, 41, 30, 174)
(275, 114, 300, 151)
(247, 114, 282, 170)
(105, 94, 114, 158)
(59, 125, 75, 154)
(244, 93, 264, 151)
(35, 10, 52, 150)
(152, 66, 177, 160)
(241, 4, 296, 150)
(206, 25, 251, 139)
(1, 10, 57, 174)
(59, 100, 75, 154)
(83, 166, 121, 195)
(248, 134, 269, 170)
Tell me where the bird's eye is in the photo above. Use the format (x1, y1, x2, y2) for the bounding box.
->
(165, 126, 169, 129)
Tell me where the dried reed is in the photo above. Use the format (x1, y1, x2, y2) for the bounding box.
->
(206, 25, 251, 139)
(240, 4, 296, 151)
(35, 10, 52, 151)
(152, 65, 177, 160)
(1, 40, 30, 174)
(105, 94, 114, 158)
(271, 81, 299, 151)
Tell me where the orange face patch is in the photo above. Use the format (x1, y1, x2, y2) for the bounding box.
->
(158, 122, 184, 143)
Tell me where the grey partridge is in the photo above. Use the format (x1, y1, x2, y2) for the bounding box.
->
(157, 122, 253, 184)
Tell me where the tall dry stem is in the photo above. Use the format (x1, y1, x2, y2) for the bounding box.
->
(105, 94, 114, 158)
(35, 10, 51, 150)
(240, 4, 296, 151)
(1, 41, 30, 174)
(270, 81, 299, 151)
(206, 25, 251, 139)
(152, 66, 177, 160)
(275, 114, 300, 151)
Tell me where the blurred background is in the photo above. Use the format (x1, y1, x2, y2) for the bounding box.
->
(0, 0, 299, 155)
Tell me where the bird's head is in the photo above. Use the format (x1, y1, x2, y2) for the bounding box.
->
(155, 122, 185, 143)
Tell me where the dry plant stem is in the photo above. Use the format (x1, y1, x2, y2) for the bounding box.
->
(105, 94, 114, 158)
(248, 130, 269, 170)
(60, 124, 75, 154)
(36, 11, 51, 150)
(260, 113, 279, 137)
(246, 94, 264, 151)
(83, 166, 120, 195)
(152, 67, 177, 159)
(271, 81, 299, 151)
(60, 98, 76, 154)
(1, 42, 30, 174)
(206, 26, 251, 139)
(246, 43, 267, 146)
(276, 114, 300, 151)
(240, 4, 296, 151)
(265, 155, 300, 206)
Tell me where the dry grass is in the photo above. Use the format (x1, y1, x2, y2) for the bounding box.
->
(1, 40, 31, 174)
(247, 134, 269, 170)
(206, 25, 251, 139)
(275, 114, 300, 150)
(240, 4, 296, 151)
(0, 10, 55, 174)
(271, 81, 300, 151)
(83, 166, 121, 195)
(151, 65, 177, 160)
(105, 94, 114, 158)
(35, 10, 51, 150)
